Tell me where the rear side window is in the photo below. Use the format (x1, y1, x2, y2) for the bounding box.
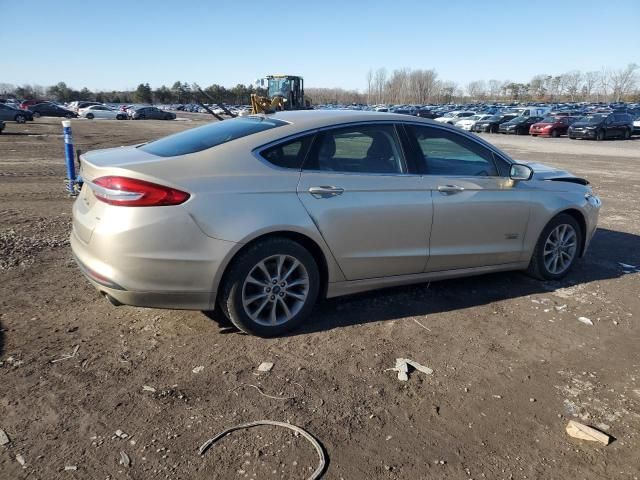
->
(260, 135, 313, 169)
(140, 116, 286, 157)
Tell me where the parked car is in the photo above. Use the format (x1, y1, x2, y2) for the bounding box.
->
(415, 109, 438, 119)
(529, 116, 578, 137)
(0, 120, 5, 134)
(633, 115, 640, 135)
(29, 102, 77, 118)
(71, 110, 601, 337)
(68, 101, 103, 112)
(79, 105, 127, 120)
(568, 113, 634, 140)
(509, 106, 552, 118)
(471, 114, 518, 133)
(0, 103, 34, 123)
(455, 114, 493, 131)
(19, 99, 45, 110)
(130, 107, 176, 120)
(499, 116, 543, 135)
(434, 111, 476, 124)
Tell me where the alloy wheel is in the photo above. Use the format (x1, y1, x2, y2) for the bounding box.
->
(543, 224, 577, 275)
(241, 254, 310, 326)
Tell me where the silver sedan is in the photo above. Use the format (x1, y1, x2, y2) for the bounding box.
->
(71, 111, 601, 336)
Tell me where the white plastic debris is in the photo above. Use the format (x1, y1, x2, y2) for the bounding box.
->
(16, 454, 26, 467)
(119, 451, 131, 467)
(192, 366, 204, 374)
(578, 316, 594, 326)
(388, 358, 433, 381)
(566, 420, 612, 445)
(64, 466, 78, 471)
(0, 429, 10, 446)
(115, 430, 128, 439)
(257, 362, 274, 372)
(142, 385, 156, 393)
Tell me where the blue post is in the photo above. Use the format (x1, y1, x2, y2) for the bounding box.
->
(62, 120, 77, 195)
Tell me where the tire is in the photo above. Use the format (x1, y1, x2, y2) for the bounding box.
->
(490, 125, 498, 133)
(531, 134, 537, 137)
(596, 130, 605, 141)
(218, 238, 320, 337)
(116, 114, 125, 120)
(65, 113, 73, 119)
(86, 113, 94, 120)
(623, 128, 631, 140)
(551, 129, 559, 138)
(526, 214, 582, 281)
(33, 112, 41, 119)
(15, 114, 26, 124)
(165, 114, 173, 120)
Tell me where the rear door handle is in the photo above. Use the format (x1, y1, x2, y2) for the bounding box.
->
(437, 184, 465, 195)
(309, 186, 344, 198)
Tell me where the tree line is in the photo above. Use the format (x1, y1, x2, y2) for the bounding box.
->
(364, 63, 639, 105)
(0, 81, 266, 105)
(1, 63, 638, 106)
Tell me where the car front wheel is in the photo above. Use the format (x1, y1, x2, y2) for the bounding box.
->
(15, 114, 26, 123)
(219, 238, 320, 337)
(527, 214, 582, 280)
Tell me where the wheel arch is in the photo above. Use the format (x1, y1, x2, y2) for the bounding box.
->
(556, 208, 587, 257)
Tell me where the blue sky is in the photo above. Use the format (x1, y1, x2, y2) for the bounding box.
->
(1, 0, 638, 91)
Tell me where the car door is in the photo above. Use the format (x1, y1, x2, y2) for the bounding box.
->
(0, 105, 12, 121)
(296, 123, 432, 280)
(404, 124, 531, 271)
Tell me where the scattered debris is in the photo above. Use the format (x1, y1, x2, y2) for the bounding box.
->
(51, 345, 80, 363)
(257, 362, 274, 372)
(577, 317, 593, 326)
(566, 420, 612, 445)
(229, 383, 297, 400)
(387, 358, 433, 381)
(115, 430, 128, 439)
(555, 304, 567, 311)
(16, 454, 26, 467)
(199, 420, 327, 480)
(0, 429, 10, 446)
(119, 451, 131, 467)
(413, 319, 431, 331)
(530, 398, 536, 403)
(142, 385, 156, 393)
(64, 466, 78, 471)
(192, 366, 204, 374)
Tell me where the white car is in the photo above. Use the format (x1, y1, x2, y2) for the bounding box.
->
(455, 114, 494, 131)
(79, 105, 127, 120)
(633, 116, 640, 136)
(434, 111, 476, 124)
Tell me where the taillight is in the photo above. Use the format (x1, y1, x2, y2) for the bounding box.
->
(89, 176, 190, 207)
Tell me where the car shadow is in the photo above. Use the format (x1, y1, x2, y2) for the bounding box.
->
(0, 319, 4, 357)
(203, 228, 639, 336)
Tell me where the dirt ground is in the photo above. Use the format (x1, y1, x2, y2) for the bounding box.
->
(1, 115, 639, 480)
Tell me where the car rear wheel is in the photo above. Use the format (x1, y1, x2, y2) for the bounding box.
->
(15, 114, 26, 123)
(219, 238, 320, 337)
(116, 114, 125, 120)
(86, 113, 94, 119)
(551, 129, 559, 138)
(527, 214, 582, 280)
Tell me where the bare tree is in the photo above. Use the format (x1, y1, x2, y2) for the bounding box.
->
(609, 63, 639, 102)
(373, 67, 387, 104)
(366, 69, 373, 105)
(487, 79, 502, 100)
(563, 71, 582, 102)
(466, 80, 486, 102)
(583, 71, 599, 101)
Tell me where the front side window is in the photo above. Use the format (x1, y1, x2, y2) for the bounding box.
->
(304, 125, 404, 174)
(407, 125, 498, 177)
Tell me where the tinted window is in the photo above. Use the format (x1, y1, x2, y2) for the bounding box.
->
(140, 116, 286, 157)
(260, 136, 312, 169)
(408, 125, 498, 177)
(304, 125, 404, 174)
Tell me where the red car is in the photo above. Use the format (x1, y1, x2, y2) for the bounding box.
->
(19, 99, 45, 110)
(530, 116, 578, 137)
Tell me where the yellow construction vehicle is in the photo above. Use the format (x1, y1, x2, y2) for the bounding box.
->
(250, 75, 311, 114)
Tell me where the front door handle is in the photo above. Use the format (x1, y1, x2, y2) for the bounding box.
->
(309, 186, 344, 198)
(437, 184, 465, 195)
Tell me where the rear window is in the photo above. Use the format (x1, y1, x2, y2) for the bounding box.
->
(140, 116, 286, 157)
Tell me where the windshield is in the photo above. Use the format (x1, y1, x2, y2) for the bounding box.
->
(267, 78, 292, 98)
(578, 114, 606, 124)
(140, 116, 286, 157)
(485, 115, 501, 121)
(510, 116, 526, 123)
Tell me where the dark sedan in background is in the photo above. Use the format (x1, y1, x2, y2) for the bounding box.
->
(130, 107, 176, 120)
(499, 116, 543, 135)
(0, 120, 5, 134)
(471, 114, 517, 133)
(530, 116, 578, 137)
(0, 103, 34, 123)
(29, 102, 77, 119)
(568, 113, 634, 140)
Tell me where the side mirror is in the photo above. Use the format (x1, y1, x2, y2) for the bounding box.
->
(510, 163, 534, 181)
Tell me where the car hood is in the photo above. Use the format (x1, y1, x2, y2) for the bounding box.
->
(519, 161, 589, 185)
(570, 121, 599, 128)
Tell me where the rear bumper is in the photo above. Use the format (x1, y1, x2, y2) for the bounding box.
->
(70, 201, 238, 310)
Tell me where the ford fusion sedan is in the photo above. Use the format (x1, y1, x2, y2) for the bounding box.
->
(130, 106, 176, 120)
(529, 116, 578, 137)
(433, 111, 476, 124)
(79, 105, 127, 120)
(30, 102, 77, 119)
(0, 103, 34, 123)
(455, 114, 493, 131)
(71, 111, 601, 336)
(499, 116, 543, 135)
(471, 114, 517, 133)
